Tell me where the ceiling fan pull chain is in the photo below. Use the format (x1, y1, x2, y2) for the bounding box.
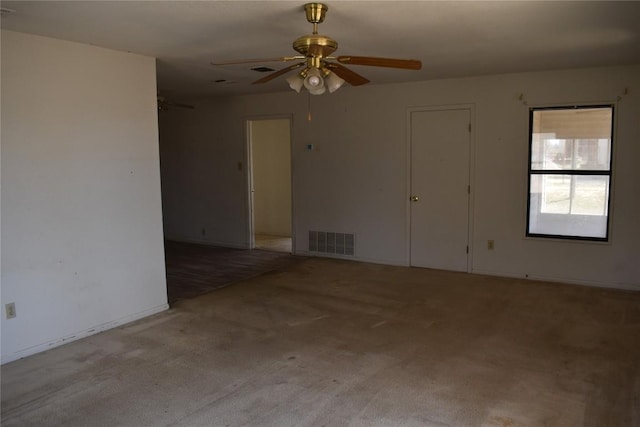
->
(307, 92, 312, 121)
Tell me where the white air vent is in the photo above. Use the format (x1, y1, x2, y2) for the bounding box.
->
(309, 231, 355, 256)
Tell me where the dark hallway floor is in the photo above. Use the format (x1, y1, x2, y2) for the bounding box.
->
(164, 240, 300, 303)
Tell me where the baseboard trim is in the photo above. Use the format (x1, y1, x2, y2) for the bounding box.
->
(471, 269, 639, 291)
(1, 303, 170, 365)
(295, 250, 407, 267)
(291, 253, 639, 291)
(164, 235, 249, 249)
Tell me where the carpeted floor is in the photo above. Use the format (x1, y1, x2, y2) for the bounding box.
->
(2, 256, 639, 426)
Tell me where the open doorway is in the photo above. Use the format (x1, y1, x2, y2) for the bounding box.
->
(247, 118, 293, 253)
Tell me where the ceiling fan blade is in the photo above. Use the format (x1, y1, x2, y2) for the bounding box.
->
(337, 56, 422, 70)
(252, 62, 306, 84)
(168, 102, 195, 110)
(325, 63, 370, 86)
(211, 56, 305, 66)
(157, 96, 195, 111)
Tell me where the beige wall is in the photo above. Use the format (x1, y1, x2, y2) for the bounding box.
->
(1, 30, 168, 363)
(251, 119, 292, 237)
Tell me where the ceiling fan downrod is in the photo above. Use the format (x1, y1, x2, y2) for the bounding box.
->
(294, 3, 337, 59)
(304, 2, 328, 34)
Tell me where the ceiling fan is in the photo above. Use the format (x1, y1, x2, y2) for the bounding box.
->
(157, 96, 195, 112)
(211, 2, 422, 95)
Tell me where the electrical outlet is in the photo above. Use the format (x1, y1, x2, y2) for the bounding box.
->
(201, 227, 206, 236)
(488, 240, 495, 250)
(5, 302, 16, 319)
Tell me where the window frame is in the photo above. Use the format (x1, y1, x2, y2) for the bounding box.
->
(526, 104, 615, 242)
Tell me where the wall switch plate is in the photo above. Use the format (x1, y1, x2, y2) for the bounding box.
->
(488, 240, 495, 250)
(5, 302, 16, 319)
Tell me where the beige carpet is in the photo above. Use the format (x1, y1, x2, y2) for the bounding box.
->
(2, 257, 639, 426)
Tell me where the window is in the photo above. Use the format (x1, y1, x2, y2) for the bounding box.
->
(527, 105, 614, 241)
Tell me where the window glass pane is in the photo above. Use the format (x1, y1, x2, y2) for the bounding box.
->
(538, 174, 570, 213)
(571, 175, 609, 216)
(529, 174, 608, 239)
(575, 139, 611, 170)
(531, 108, 612, 171)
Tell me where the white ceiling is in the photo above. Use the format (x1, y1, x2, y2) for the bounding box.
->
(2, 1, 639, 99)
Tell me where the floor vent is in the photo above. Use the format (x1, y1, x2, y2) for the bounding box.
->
(309, 231, 355, 256)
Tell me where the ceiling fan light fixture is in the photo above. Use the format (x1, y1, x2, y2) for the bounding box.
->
(303, 67, 325, 93)
(325, 70, 345, 93)
(308, 85, 326, 95)
(286, 74, 304, 93)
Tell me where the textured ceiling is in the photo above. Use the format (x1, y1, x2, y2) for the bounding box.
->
(2, 1, 639, 100)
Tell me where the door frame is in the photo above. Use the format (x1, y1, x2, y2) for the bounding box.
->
(405, 104, 476, 271)
(244, 115, 295, 253)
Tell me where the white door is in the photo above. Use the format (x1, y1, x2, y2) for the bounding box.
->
(410, 109, 471, 271)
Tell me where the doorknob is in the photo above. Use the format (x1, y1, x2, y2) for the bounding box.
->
(410, 196, 419, 202)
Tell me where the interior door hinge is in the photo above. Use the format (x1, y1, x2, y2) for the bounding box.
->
(466, 245, 469, 254)
(468, 123, 471, 132)
(467, 185, 471, 194)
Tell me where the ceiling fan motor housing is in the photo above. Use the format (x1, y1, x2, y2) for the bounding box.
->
(293, 34, 338, 58)
(295, 2, 337, 59)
